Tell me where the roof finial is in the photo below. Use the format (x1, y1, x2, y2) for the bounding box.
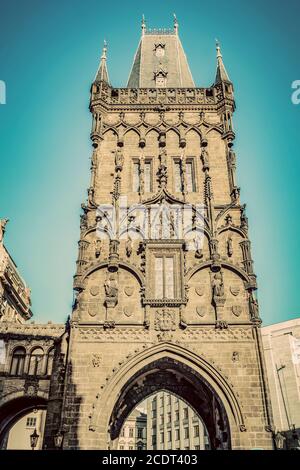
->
(101, 39, 107, 60)
(174, 13, 178, 34)
(142, 14, 146, 35)
(215, 38, 222, 59)
(214, 39, 231, 84)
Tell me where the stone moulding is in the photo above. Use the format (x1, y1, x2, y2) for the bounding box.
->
(77, 326, 253, 342)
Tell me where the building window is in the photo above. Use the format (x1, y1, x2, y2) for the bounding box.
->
(119, 445, 124, 450)
(121, 428, 125, 437)
(186, 160, 196, 192)
(28, 347, 44, 376)
(137, 445, 143, 450)
(129, 428, 134, 438)
(152, 435, 156, 446)
(175, 428, 180, 441)
(174, 160, 183, 192)
(133, 160, 140, 192)
(167, 412, 171, 423)
(160, 396, 164, 406)
(175, 411, 179, 421)
(129, 446, 133, 450)
(184, 427, 189, 439)
(152, 409, 156, 418)
(144, 160, 152, 192)
(155, 256, 175, 299)
(195, 445, 200, 450)
(152, 398, 157, 410)
(137, 428, 143, 439)
(10, 347, 26, 376)
(160, 415, 164, 425)
(183, 407, 188, 420)
(167, 394, 171, 405)
(160, 432, 164, 443)
(168, 430, 172, 442)
(26, 417, 37, 428)
(194, 425, 200, 437)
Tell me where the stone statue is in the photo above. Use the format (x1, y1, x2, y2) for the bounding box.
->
(114, 148, 124, 170)
(104, 274, 118, 298)
(227, 237, 233, 257)
(201, 148, 210, 171)
(94, 239, 102, 258)
(0, 219, 9, 243)
(212, 272, 224, 299)
(250, 295, 259, 319)
(194, 236, 203, 258)
(228, 148, 236, 166)
(125, 237, 132, 257)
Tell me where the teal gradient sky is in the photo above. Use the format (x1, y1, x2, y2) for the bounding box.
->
(0, 0, 299, 325)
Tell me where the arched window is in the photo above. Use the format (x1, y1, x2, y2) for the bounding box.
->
(46, 348, 55, 375)
(28, 348, 44, 376)
(10, 347, 26, 376)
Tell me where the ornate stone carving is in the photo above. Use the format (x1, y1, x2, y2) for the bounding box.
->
(124, 286, 134, 297)
(154, 309, 176, 331)
(196, 306, 206, 317)
(215, 320, 228, 330)
(232, 305, 242, 317)
(123, 307, 133, 317)
(195, 286, 204, 297)
(91, 353, 102, 367)
(90, 286, 100, 297)
(0, 218, 9, 243)
(230, 285, 240, 296)
(227, 236, 233, 257)
(125, 237, 132, 258)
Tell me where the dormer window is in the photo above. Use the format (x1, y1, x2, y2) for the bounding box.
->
(154, 43, 165, 58)
(154, 70, 168, 88)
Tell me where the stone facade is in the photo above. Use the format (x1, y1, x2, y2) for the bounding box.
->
(0, 18, 275, 450)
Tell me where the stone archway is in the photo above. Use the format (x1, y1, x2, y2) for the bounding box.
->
(108, 356, 230, 450)
(0, 396, 47, 448)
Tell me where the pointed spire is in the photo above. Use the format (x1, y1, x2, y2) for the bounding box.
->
(95, 40, 110, 84)
(214, 39, 231, 84)
(173, 13, 178, 34)
(142, 14, 146, 35)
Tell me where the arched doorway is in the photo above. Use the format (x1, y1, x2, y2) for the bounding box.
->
(108, 357, 231, 450)
(0, 396, 47, 449)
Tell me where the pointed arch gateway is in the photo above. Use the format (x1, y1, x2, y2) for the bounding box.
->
(91, 343, 245, 450)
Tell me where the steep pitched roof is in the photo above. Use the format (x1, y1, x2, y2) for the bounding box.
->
(127, 19, 194, 88)
(214, 41, 231, 84)
(94, 40, 110, 84)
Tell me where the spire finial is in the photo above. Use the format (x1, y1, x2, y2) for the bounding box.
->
(214, 39, 231, 85)
(215, 38, 222, 59)
(101, 39, 107, 60)
(174, 13, 178, 33)
(142, 14, 146, 35)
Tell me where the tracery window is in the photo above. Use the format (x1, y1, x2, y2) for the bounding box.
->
(10, 347, 26, 376)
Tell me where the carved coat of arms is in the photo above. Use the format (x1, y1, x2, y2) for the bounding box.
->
(154, 309, 176, 331)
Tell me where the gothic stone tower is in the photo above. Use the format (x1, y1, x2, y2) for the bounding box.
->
(45, 18, 274, 450)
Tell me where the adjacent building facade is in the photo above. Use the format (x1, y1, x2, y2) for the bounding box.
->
(118, 409, 147, 450)
(262, 319, 300, 448)
(0, 17, 275, 450)
(146, 392, 209, 450)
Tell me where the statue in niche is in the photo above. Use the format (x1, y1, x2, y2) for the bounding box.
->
(201, 147, 210, 171)
(194, 236, 203, 258)
(227, 237, 233, 257)
(114, 148, 124, 170)
(125, 237, 132, 257)
(104, 273, 118, 299)
(249, 294, 259, 319)
(0, 219, 9, 243)
(94, 239, 102, 258)
(212, 271, 224, 299)
(228, 148, 236, 166)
